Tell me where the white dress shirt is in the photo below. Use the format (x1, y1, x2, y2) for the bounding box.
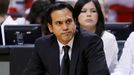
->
(111, 31, 134, 75)
(57, 37, 74, 66)
(101, 31, 118, 73)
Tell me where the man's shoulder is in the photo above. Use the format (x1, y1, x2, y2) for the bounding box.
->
(79, 28, 99, 39)
(75, 29, 102, 46)
(35, 34, 55, 44)
(76, 29, 103, 53)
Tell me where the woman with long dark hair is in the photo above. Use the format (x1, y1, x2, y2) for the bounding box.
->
(73, 0, 119, 73)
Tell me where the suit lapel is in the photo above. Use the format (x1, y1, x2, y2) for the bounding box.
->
(47, 37, 60, 75)
(70, 32, 80, 75)
(45, 33, 80, 75)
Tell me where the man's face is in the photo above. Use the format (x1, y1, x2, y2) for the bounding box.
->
(48, 8, 76, 45)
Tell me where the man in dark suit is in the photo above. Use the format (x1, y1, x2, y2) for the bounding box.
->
(23, 2, 110, 75)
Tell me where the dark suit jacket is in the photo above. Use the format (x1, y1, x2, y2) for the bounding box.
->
(23, 29, 110, 75)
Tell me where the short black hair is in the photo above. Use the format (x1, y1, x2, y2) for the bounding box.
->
(74, 0, 105, 37)
(45, 2, 74, 25)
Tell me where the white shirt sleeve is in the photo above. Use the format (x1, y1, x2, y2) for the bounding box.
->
(111, 32, 134, 75)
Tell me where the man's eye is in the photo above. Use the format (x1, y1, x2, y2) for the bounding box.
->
(56, 21, 62, 25)
(66, 19, 72, 24)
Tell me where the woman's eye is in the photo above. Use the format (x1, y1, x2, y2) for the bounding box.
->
(81, 10, 87, 13)
(92, 10, 97, 13)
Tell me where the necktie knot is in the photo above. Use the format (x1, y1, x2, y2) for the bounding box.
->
(63, 45, 70, 54)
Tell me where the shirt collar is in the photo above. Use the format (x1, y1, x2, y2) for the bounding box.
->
(57, 37, 74, 54)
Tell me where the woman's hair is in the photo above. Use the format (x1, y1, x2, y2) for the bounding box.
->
(74, 0, 105, 37)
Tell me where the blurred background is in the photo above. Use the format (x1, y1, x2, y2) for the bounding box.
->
(8, 0, 134, 22)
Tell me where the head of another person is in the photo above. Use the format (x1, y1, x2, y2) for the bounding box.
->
(27, 0, 50, 24)
(74, 0, 105, 37)
(46, 2, 76, 45)
(0, 0, 9, 15)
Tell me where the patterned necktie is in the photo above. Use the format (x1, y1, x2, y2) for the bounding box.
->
(60, 45, 70, 75)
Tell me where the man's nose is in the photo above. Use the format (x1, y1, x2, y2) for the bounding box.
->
(62, 23, 68, 30)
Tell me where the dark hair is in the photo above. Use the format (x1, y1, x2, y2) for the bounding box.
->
(45, 2, 74, 25)
(27, 0, 51, 35)
(0, 0, 9, 15)
(27, 0, 50, 24)
(74, 0, 105, 37)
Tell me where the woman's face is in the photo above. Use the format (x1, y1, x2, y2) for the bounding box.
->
(78, 1, 98, 32)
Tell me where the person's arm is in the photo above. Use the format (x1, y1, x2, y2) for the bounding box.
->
(111, 47, 132, 75)
(107, 36, 118, 73)
(23, 41, 45, 75)
(102, 32, 118, 73)
(111, 32, 134, 75)
(84, 35, 110, 75)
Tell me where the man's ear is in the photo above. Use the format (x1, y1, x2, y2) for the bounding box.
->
(48, 23, 53, 33)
